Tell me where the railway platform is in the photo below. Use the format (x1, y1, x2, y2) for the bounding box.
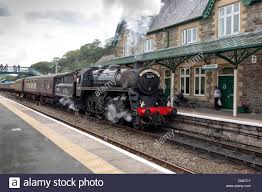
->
(0, 96, 172, 174)
(172, 107, 262, 150)
(177, 107, 262, 127)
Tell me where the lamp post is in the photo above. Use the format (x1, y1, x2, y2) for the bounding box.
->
(52, 57, 60, 74)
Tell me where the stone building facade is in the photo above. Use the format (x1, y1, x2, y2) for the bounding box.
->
(113, 0, 262, 112)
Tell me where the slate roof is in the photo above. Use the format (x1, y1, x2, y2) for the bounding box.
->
(149, 0, 210, 33)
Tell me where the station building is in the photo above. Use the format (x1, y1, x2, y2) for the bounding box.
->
(104, 0, 262, 114)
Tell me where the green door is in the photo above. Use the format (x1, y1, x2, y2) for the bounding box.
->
(219, 76, 234, 110)
(164, 78, 171, 99)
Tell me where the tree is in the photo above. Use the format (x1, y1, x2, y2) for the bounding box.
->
(30, 38, 115, 73)
(31, 61, 51, 74)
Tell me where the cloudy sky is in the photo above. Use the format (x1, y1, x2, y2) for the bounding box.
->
(0, 0, 161, 66)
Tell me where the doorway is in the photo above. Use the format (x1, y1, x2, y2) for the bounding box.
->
(218, 67, 234, 110)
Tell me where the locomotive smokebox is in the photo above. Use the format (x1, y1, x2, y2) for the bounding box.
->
(121, 68, 160, 95)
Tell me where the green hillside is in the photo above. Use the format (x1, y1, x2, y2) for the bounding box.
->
(31, 39, 114, 74)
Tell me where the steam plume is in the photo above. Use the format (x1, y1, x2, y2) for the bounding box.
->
(105, 96, 132, 123)
(102, 0, 161, 21)
(59, 97, 77, 111)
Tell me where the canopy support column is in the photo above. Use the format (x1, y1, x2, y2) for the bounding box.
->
(170, 71, 175, 107)
(233, 68, 238, 117)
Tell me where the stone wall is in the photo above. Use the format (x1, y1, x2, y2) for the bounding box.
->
(239, 51, 262, 113)
(239, 0, 262, 112)
(154, 31, 167, 49)
(245, 1, 262, 32)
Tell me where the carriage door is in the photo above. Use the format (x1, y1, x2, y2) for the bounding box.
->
(164, 69, 171, 99)
(218, 67, 234, 110)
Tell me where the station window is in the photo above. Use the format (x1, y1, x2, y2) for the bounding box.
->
(164, 69, 172, 97)
(123, 42, 132, 56)
(165, 69, 171, 78)
(219, 2, 240, 37)
(182, 27, 197, 45)
(144, 39, 155, 52)
(194, 67, 205, 96)
(180, 68, 190, 95)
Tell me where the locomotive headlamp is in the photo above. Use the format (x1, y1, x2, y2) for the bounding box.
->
(144, 109, 152, 117)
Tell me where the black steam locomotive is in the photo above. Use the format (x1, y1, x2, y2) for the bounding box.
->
(0, 66, 177, 128)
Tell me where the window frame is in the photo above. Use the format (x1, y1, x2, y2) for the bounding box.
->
(194, 67, 206, 96)
(144, 39, 155, 53)
(181, 27, 197, 45)
(163, 69, 171, 90)
(218, 2, 240, 37)
(180, 68, 190, 95)
(123, 42, 132, 56)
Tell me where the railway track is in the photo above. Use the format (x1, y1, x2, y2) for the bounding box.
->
(163, 128, 262, 170)
(0, 92, 194, 174)
(1, 91, 262, 172)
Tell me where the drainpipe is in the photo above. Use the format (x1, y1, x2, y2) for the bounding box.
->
(233, 67, 238, 117)
(166, 29, 170, 48)
(163, 28, 170, 48)
(166, 30, 170, 48)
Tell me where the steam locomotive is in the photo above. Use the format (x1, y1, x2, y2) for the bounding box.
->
(0, 66, 177, 128)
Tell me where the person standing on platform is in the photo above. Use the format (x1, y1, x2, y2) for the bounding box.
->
(214, 86, 222, 110)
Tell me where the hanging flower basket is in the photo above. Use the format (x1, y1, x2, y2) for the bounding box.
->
(238, 101, 250, 113)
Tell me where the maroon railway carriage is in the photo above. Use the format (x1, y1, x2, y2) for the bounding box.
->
(0, 82, 16, 92)
(19, 74, 70, 103)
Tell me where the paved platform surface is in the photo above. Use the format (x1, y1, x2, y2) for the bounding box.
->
(178, 107, 262, 127)
(0, 96, 172, 174)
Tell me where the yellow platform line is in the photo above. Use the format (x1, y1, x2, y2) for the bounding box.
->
(0, 98, 124, 174)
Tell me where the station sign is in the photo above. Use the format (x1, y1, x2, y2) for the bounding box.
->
(202, 64, 218, 72)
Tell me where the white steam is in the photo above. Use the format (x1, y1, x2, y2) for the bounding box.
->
(106, 104, 132, 123)
(103, 0, 161, 55)
(59, 97, 77, 111)
(102, 0, 161, 21)
(105, 96, 132, 123)
(126, 16, 153, 54)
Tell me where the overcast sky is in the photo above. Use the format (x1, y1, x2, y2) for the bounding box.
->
(0, 0, 161, 66)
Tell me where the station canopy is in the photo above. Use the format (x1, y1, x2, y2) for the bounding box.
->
(99, 30, 262, 70)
